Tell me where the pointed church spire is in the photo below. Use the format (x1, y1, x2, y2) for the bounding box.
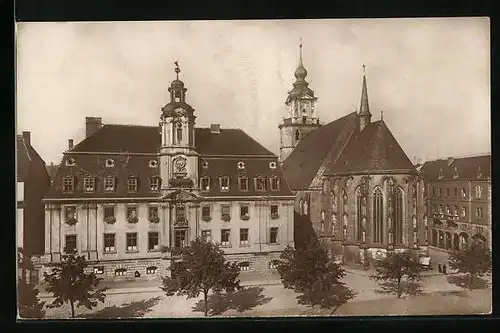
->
(358, 64, 372, 131)
(294, 38, 308, 81)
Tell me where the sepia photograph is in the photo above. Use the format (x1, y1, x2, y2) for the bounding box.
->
(15, 18, 491, 319)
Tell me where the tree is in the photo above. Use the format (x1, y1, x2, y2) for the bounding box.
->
(370, 250, 423, 298)
(43, 251, 106, 318)
(448, 242, 492, 290)
(17, 248, 45, 318)
(274, 244, 355, 314)
(160, 237, 241, 317)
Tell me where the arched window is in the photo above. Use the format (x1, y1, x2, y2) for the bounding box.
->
(176, 122, 183, 143)
(342, 189, 348, 214)
(393, 187, 403, 244)
(295, 130, 300, 141)
(331, 190, 336, 212)
(356, 188, 363, 241)
(373, 187, 383, 244)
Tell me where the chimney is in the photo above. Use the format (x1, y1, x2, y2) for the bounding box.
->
(210, 124, 220, 134)
(86, 117, 103, 138)
(68, 139, 74, 150)
(22, 131, 31, 146)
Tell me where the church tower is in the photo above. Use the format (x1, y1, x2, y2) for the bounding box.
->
(278, 41, 321, 162)
(358, 65, 372, 131)
(159, 62, 199, 193)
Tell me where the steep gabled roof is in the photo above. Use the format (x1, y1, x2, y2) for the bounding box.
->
(17, 135, 47, 181)
(71, 125, 274, 156)
(281, 112, 358, 189)
(420, 154, 491, 181)
(326, 120, 416, 175)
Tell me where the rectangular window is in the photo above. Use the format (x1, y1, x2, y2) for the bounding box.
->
(270, 227, 279, 244)
(146, 266, 157, 274)
(432, 187, 436, 196)
(149, 206, 158, 219)
(446, 188, 450, 197)
(104, 177, 115, 192)
(93, 266, 104, 275)
(104, 206, 115, 218)
(240, 228, 249, 245)
(201, 230, 212, 242)
(437, 188, 442, 197)
(221, 229, 231, 246)
(176, 205, 186, 220)
(255, 177, 266, 191)
(239, 177, 248, 191)
(240, 205, 249, 218)
(127, 206, 137, 218)
(128, 178, 138, 192)
(476, 207, 483, 219)
(270, 205, 279, 217)
(221, 204, 230, 220)
(104, 233, 115, 252)
(115, 268, 127, 276)
(475, 185, 483, 199)
(454, 188, 458, 197)
(84, 177, 95, 192)
(461, 206, 467, 217)
(62, 177, 74, 193)
(149, 178, 160, 191)
(174, 229, 187, 248)
(220, 177, 230, 191)
(126, 233, 138, 252)
(148, 232, 159, 251)
(270, 178, 279, 191)
(65, 235, 77, 253)
(239, 262, 250, 271)
(201, 177, 210, 191)
(461, 188, 467, 199)
(202, 206, 211, 218)
(65, 206, 76, 221)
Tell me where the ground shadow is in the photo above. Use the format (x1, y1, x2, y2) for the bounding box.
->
(374, 280, 423, 297)
(82, 296, 162, 318)
(446, 274, 490, 290)
(192, 286, 273, 316)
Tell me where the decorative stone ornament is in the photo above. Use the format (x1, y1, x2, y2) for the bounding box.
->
(148, 215, 160, 223)
(271, 212, 279, 220)
(174, 216, 188, 227)
(104, 216, 116, 224)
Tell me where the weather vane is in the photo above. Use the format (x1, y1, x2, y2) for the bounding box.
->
(174, 61, 180, 80)
(363, 64, 366, 74)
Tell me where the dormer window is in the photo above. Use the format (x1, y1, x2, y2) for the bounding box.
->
(149, 177, 160, 191)
(84, 177, 95, 192)
(438, 168, 444, 179)
(255, 177, 266, 191)
(477, 167, 483, 179)
(104, 177, 115, 192)
(105, 159, 115, 168)
(149, 160, 158, 168)
(270, 177, 280, 191)
(220, 177, 230, 191)
(202, 161, 209, 169)
(269, 162, 277, 169)
(128, 177, 138, 193)
(62, 176, 74, 193)
(237, 161, 245, 170)
(238, 177, 248, 191)
(201, 177, 210, 191)
(65, 158, 76, 167)
(475, 185, 483, 199)
(452, 166, 460, 179)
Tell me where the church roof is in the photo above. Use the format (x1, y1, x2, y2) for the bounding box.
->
(282, 115, 417, 190)
(325, 120, 415, 175)
(419, 154, 491, 181)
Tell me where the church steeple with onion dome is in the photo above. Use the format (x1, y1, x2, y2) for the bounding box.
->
(278, 40, 321, 162)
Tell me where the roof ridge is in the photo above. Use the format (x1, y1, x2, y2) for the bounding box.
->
(21, 136, 32, 162)
(424, 153, 491, 163)
(104, 124, 158, 128)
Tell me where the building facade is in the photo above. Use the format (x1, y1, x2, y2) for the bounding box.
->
(419, 155, 491, 251)
(280, 47, 427, 264)
(42, 65, 295, 281)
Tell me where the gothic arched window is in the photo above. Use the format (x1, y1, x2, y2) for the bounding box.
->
(373, 187, 383, 244)
(356, 187, 363, 241)
(393, 187, 404, 244)
(342, 189, 348, 214)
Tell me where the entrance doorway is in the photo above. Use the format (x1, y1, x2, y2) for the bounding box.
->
(174, 229, 188, 248)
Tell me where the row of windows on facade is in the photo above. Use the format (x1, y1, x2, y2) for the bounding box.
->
(432, 185, 484, 199)
(61, 176, 281, 193)
(63, 227, 280, 254)
(432, 204, 485, 219)
(63, 204, 280, 223)
(309, 187, 409, 245)
(429, 228, 486, 250)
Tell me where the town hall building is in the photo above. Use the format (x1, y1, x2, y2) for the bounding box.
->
(42, 64, 295, 280)
(280, 44, 428, 264)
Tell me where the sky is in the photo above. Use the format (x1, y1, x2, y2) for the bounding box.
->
(16, 18, 490, 165)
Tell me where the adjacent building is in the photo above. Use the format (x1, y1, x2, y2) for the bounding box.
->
(42, 64, 295, 280)
(419, 155, 491, 251)
(280, 46, 427, 264)
(17, 131, 51, 257)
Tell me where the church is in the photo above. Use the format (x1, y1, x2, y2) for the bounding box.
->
(280, 45, 428, 264)
(42, 64, 295, 280)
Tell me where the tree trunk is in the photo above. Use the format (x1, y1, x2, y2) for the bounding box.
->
(204, 291, 208, 317)
(70, 300, 75, 318)
(397, 276, 402, 298)
(469, 274, 474, 291)
(330, 305, 339, 315)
